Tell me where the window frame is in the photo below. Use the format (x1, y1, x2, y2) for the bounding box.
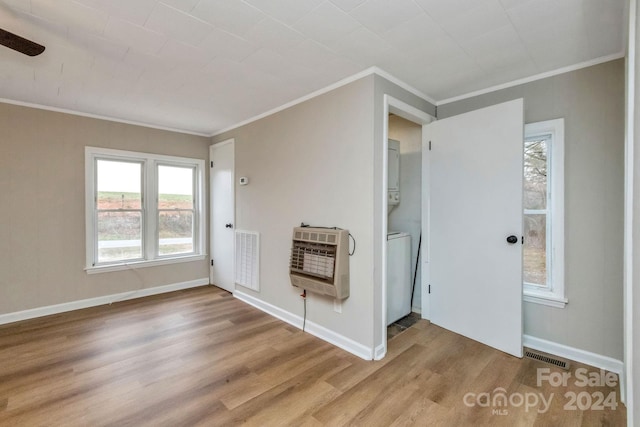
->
(522, 119, 567, 308)
(85, 147, 205, 274)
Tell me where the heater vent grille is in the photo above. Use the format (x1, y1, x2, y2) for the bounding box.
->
(290, 242, 337, 281)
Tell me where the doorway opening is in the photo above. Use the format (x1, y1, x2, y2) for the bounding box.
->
(386, 114, 424, 340)
(379, 95, 434, 358)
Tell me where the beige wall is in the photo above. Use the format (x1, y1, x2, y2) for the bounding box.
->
(211, 75, 436, 353)
(0, 103, 211, 315)
(439, 59, 625, 360)
(212, 77, 377, 348)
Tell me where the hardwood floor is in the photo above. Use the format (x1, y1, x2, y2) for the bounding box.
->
(0, 286, 626, 426)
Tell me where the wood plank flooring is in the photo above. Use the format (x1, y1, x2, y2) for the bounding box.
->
(0, 286, 626, 426)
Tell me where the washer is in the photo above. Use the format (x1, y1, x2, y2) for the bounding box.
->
(387, 231, 411, 325)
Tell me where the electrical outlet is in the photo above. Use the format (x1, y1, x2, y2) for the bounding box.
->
(333, 299, 342, 313)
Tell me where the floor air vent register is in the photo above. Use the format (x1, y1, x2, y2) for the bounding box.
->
(524, 348, 570, 370)
(289, 227, 349, 299)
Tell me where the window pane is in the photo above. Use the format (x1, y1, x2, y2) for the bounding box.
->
(524, 138, 548, 210)
(97, 211, 142, 262)
(158, 211, 193, 255)
(158, 165, 193, 209)
(523, 214, 547, 286)
(97, 160, 142, 210)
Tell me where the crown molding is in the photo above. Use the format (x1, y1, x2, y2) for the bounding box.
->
(210, 66, 435, 137)
(370, 66, 437, 105)
(437, 52, 625, 106)
(0, 98, 211, 137)
(2, 52, 626, 138)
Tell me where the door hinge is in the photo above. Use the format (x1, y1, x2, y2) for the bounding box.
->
(428, 140, 432, 151)
(210, 259, 214, 266)
(434, 105, 438, 118)
(428, 284, 431, 294)
(210, 161, 214, 168)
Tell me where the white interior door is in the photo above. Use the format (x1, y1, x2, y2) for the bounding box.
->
(210, 139, 235, 293)
(425, 99, 524, 357)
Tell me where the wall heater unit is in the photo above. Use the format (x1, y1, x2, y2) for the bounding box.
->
(289, 227, 349, 299)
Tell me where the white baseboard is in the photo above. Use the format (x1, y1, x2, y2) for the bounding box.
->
(234, 290, 373, 360)
(0, 278, 210, 326)
(523, 335, 625, 402)
(233, 290, 301, 330)
(304, 317, 373, 361)
(523, 335, 624, 377)
(374, 343, 386, 360)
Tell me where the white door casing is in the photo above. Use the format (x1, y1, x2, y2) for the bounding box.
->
(379, 95, 434, 361)
(210, 139, 235, 293)
(425, 99, 524, 358)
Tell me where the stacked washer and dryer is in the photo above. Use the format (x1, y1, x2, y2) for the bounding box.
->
(387, 139, 412, 325)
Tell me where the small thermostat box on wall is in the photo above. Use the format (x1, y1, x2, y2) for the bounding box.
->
(239, 177, 249, 185)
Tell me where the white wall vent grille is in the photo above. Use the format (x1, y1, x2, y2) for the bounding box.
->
(235, 230, 259, 291)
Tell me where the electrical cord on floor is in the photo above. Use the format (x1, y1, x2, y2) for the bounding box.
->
(301, 290, 307, 332)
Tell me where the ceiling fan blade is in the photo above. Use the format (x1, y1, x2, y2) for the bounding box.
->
(0, 28, 45, 56)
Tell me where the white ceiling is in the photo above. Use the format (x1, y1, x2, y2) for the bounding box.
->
(0, 0, 626, 135)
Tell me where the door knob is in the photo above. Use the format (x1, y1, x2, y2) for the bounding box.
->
(225, 223, 233, 229)
(506, 235, 518, 244)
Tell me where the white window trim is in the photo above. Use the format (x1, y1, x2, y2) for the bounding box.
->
(85, 254, 206, 275)
(523, 119, 567, 308)
(85, 146, 206, 273)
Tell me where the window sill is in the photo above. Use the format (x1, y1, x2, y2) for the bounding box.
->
(85, 254, 206, 275)
(523, 289, 568, 308)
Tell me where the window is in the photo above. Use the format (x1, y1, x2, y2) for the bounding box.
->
(85, 147, 205, 273)
(157, 165, 196, 256)
(523, 119, 566, 308)
(95, 159, 144, 263)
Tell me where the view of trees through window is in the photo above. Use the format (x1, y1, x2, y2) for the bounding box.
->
(523, 136, 549, 286)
